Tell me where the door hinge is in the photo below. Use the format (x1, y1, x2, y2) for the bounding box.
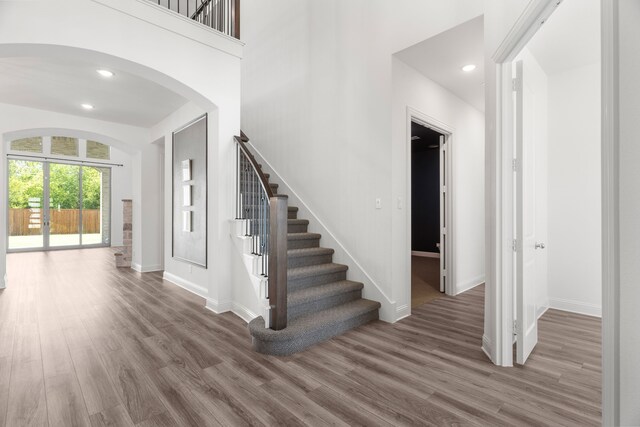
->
(513, 320, 518, 335)
(512, 158, 518, 172)
(512, 239, 518, 252)
(512, 78, 521, 92)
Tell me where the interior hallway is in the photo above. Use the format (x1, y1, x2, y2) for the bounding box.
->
(0, 249, 601, 426)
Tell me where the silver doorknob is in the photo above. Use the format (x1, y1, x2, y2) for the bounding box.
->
(535, 242, 546, 249)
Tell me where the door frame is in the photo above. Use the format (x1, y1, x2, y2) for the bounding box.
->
(491, 0, 614, 424)
(406, 107, 455, 305)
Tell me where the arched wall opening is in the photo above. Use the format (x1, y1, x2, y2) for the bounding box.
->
(0, 35, 241, 308)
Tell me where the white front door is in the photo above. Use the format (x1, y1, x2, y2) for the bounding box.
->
(515, 60, 538, 364)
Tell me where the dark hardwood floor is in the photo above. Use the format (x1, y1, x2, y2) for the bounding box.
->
(0, 248, 601, 426)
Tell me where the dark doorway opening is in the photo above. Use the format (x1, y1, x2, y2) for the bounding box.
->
(411, 121, 445, 307)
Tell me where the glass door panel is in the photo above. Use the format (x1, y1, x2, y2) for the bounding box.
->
(49, 163, 80, 247)
(7, 160, 44, 250)
(82, 166, 110, 246)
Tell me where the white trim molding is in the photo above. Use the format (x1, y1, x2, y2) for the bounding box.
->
(204, 298, 232, 314)
(481, 335, 494, 362)
(455, 275, 485, 295)
(162, 271, 208, 298)
(601, 0, 619, 424)
(488, 0, 566, 368)
(0, 273, 6, 289)
(132, 263, 164, 273)
(406, 107, 456, 304)
(548, 298, 601, 318)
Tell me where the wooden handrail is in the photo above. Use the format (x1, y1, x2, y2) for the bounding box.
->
(234, 135, 273, 198)
(235, 133, 287, 330)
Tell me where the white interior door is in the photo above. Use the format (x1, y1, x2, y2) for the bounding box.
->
(439, 135, 446, 293)
(515, 60, 538, 364)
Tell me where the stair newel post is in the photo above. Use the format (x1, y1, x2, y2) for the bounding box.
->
(269, 195, 288, 330)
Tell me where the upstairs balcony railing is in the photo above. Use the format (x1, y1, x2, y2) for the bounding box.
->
(153, 0, 240, 39)
(235, 132, 288, 330)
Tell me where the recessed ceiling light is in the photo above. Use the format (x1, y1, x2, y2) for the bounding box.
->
(462, 64, 477, 72)
(96, 69, 114, 78)
(81, 103, 94, 110)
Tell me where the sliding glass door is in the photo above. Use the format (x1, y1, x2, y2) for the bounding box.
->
(49, 163, 81, 247)
(7, 160, 45, 250)
(7, 159, 111, 251)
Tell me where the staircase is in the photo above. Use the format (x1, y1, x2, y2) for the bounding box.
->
(246, 170, 381, 356)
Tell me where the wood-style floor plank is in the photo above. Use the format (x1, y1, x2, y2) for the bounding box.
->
(2, 248, 601, 426)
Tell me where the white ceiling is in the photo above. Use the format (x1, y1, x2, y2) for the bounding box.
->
(527, 0, 600, 75)
(0, 57, 188, 127)
(395, 16, 484, 112)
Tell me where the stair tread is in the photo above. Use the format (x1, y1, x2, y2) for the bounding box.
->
(288, 280, 363, 306)
(288, 219, 309, 225)
(288, 263, 348, 279)
(287, 232, 321, 240)
(249, 299, 380, 342)
(287, 247, 334, 257)
(288, 206, 299, 211)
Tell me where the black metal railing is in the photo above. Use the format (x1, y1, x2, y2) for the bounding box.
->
(235, 133, 287, 330)
(153, 0, 240, 39)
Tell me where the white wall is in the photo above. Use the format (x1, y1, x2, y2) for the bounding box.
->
(547, 62, 601, 316)
(131, 143, 164, 272)
(105, 147, 133, 247)
(392, 58, 485, 313)
(618, 1, 640, 423)
(514, 48, 549, 319)
(242, 0, 484, 321)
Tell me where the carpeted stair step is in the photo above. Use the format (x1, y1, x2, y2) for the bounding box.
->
(287, 280, 363, 320)
(288, 247, 334, 268)
(288, 206, 298, 219)
(269, 183, 279, 192)
(288, 263, 348, 291)
(288, 232, 321, 249)
(287, 219, 309, 233)
(248, 299, 381, 356)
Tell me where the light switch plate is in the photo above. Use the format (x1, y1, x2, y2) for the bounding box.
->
(375, 198, 382, 209)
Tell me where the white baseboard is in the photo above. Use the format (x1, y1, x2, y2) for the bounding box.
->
(395, 303, 410, 321)
(162, 271, 208, 298)
(132, 263, 163, 273)
(549, 297, 601, 318)
(204, 299, 259, 325)
(204, 298, 232, 314)
(455, 275, 485, 295)
(537, 304, 549, 319)
(411, 251, 440, 258)
(481, 335, 494, 362)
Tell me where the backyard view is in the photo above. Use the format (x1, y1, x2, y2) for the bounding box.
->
(8, 160, 109, 249)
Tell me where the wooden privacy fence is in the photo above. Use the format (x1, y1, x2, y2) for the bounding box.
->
(9, 209, 100, 236)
